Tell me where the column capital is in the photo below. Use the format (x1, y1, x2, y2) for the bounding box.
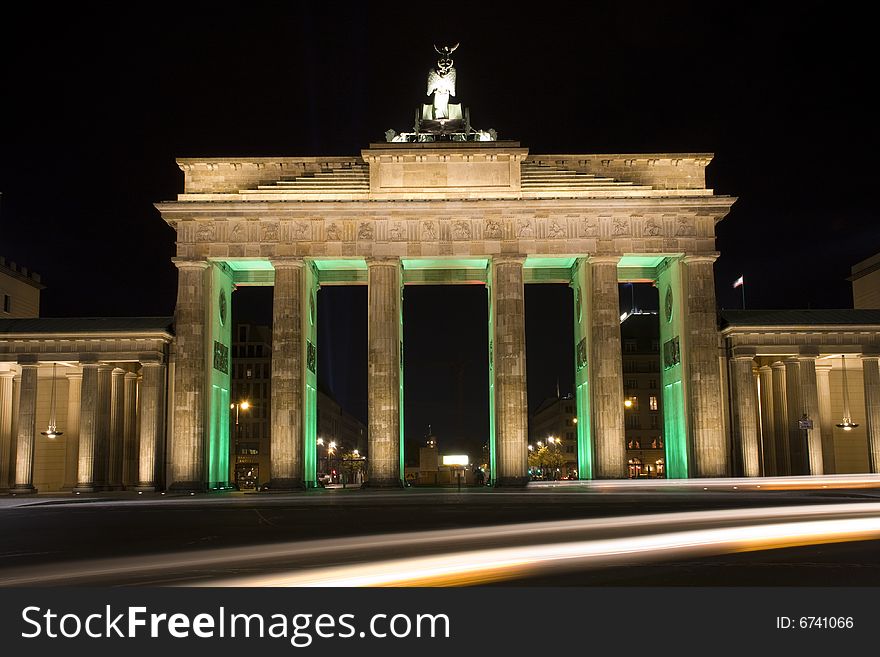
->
(587, 255, 621, 266)
(758, 364, 773, 372)
(112, 367, 126, 375)
(862, 354, 880, 363)
(681, 253, 720, 265)
(491, 254, 527, 266)
(861, 345, 880, 358)
(0, 370, 16, 380)
(365, 256, 401, 267)
(171, 257, 209, 271)
(65, 371, 83, 381)
(270, 257, 305, 269)
(731, 346, 757, 359)
(771, 360, 786, 370)
(97, 363, 114, 373)
(124, 371, 139, 380)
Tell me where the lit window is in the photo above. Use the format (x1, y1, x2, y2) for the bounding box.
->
(649, 395, 658, 411)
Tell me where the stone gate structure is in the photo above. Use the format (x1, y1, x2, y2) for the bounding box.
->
(155, 143, 736, 490)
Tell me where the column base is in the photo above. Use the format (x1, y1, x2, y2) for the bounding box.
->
(265, 478, 306, 492)
(133, 484, 157, 493)
(167, 481, 207, 493)
(9, 485, 37, 495)
(493, 476, 530, 488)
(362, 478, 404, 489)
(72, 484, 97, 493)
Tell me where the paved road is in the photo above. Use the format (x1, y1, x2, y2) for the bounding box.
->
(2, 486, 880, 585)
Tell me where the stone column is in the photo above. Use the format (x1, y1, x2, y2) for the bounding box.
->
(136, 360, 166, 491)
(169, 259, 209, 492)
(681, 255, 726, 476)
(62, 372, 82, 489)
(491, 255, 529, 485)
(588, 256, 626, 478)
(93, 364, 113, 488)
(366, 257, 403, 487)
(815, 363, 836, 474)
(798, 351, 824, 475)
(771, 361, 790, 475)
(730, 354, 760, 477)
(107, 367, 126, 489)
(269, 258, 306, 490)
(758, 365, 776, 476)
(122, 371, 138, 488)
(0, 371, 16, 491)
(11, 359, 39, 494)
(783, 358, 803, 474)
(75, 360, 100, 492)
(863, 355, 880, 474)
(10, 375, 20, 485)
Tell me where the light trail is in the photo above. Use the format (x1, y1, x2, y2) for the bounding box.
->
(529, 473, 880, 491)
(3, 502, 880, 586)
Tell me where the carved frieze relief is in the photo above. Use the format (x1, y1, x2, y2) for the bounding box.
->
(260, 221, 279, 242)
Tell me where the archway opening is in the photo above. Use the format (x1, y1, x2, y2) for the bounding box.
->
(618, 282, 664, 479)
(402, 285, 488, 487)
(525, 284, 575, 481)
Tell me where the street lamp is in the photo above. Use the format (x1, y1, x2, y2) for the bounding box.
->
(230, 400, 251, 488)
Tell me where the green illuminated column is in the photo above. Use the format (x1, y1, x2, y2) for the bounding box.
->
(486, 277, 497, 483)
(169, 259, 209, 492)
(570, 259, 592, 480)
(0, 371, 15, 491)
(205, 262, 233, 490)
(11, 358, 38, 494)
(135, 359, 166, 491)
(656, 258, 689, 478)
(730, 352, 760, 476)
(588, 256, 626, 479)
(681, 255, 727, 476)
(491, 255, 529, 486)
(797, 349, 824, 475)
(366, 257, 403, 488)
(863, 355, 880, 473)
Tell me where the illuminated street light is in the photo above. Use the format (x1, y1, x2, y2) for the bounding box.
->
(572, 417, 578, 424)
(624, 399, 633, 409)
(528, 444, 534, 451)
(317, 437, 324, 446)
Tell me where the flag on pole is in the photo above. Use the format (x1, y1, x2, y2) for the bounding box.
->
(733, 275, 744, 288)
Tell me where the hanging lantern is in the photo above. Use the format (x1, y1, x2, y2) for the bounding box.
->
(835, 355, 859, 431)
(40, 363, 64, 439)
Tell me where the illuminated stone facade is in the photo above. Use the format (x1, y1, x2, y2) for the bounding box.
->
(154, 142, 737, 488)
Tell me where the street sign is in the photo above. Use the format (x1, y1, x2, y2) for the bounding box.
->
(798, 417, 813, 430)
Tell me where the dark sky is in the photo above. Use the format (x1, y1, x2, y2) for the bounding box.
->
(2, 2, 878, 455)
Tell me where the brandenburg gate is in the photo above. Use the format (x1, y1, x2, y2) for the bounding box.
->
(154, 47, 736, 491)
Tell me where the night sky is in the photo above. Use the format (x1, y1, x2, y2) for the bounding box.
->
(2, 2, 877, 457)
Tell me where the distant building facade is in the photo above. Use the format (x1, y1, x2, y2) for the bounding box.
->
(620, 312, 664, 478)
(0, 257, 43, 319)
(850, 253, 880, 310)
(230, 323, 366, 489)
